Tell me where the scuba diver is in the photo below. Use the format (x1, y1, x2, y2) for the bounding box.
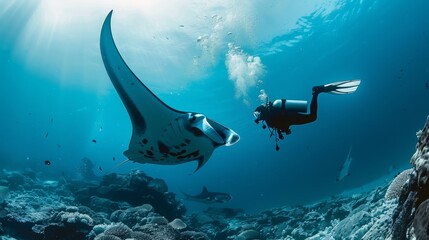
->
(254, 80, 361, 151)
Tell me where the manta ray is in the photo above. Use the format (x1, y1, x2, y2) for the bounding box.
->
(100, 11, 239, 171)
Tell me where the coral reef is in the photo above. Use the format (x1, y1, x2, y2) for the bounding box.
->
(72, 170, 186, 220)
(385, 168, 413, 200)
(186, 187, 394, 239)
(0, 115, 428, 240)
(0, 168, 192, 240)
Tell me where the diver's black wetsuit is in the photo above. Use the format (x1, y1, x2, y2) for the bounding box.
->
(255, 92, 319, 136)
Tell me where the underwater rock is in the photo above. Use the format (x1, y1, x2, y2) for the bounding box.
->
(413, 198, 429, 240)
(180, 231, 210, 240)
(148, 178, 168, 193)
(89, 196, 126, 213)
(128, 170, 151, 189)
(388, 115, 429, 240)
(73, 170, 186, 220)
(101, 173, 128, 187)
(130, 231, 152, 239)
(411, 116, 429, 189)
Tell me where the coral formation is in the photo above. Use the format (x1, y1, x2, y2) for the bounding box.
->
(73, 170, 185, 220)
(169, 218, 187, 230)
(0, 168, 195, 240)
(385, 168, 413, 200)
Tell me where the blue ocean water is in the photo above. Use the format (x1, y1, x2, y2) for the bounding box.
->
(0, 0, 428, 214)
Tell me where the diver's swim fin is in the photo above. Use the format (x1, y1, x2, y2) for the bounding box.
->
(313, 79, 361, 95)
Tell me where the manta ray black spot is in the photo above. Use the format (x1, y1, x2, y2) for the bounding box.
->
(177, 149, 186, 156)
(138, 150, 144, 154)
(146, 150, 154, 156)
(131, 82, 134, 86)
(44, 160, 51, 166)
(144, 154, 154, 159)
(184, 139, 191, 144)
(174, 146, 180, 150)
(142, 138, 148, 144)
(158, 141, 169, 154)
(177, 150, 199, 160)
(180, 143, 187, 147)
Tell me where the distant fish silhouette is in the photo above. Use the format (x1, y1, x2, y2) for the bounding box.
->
(45, 132, 49, 138)
(336, 145, 353, 182)
(181, 186, 232, 203)
(92, 139, 97, 143)
(44, 160, 51, 166)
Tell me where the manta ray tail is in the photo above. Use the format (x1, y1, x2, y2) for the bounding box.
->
(105, 159, 131, 174)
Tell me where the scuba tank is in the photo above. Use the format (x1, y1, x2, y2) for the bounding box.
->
(272, 99, 307, 113)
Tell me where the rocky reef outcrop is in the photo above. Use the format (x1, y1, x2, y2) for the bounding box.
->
(71, 169, 186, 220)
(389, 115, 429, 240)
(0, 168, 194, 240)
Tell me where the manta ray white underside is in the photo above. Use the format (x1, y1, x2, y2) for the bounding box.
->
(100, 11, 239, 171)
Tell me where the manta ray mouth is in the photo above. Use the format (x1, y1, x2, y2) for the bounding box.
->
(188, 113, 239, 146)
(204, 118, 240, 146)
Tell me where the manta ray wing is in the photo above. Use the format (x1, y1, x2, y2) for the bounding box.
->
(100, 11, 239, 171)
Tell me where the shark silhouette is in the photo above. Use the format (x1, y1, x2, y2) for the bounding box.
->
(182, 186, 232, 203)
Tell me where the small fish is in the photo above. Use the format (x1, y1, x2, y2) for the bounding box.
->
(179, 24, 184, 27)
(44, 160, 51, 166)
(92, 139, 97, 143)
(99, 166, 103, 171)
(112, 157, 115, 161)
(50, 118, 54, 124)
(45, 132, 49, 138)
